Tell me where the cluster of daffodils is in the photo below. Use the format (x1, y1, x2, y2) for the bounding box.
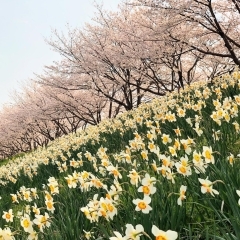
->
(110, 224, 178, 240)
(81, 193, 118, 222)
(0, 227, 15, 240)
(1, 177, 59, 239)
(64, 170, 108, 191)
(131, 174, 156, 213)
(80, 180, 122, 223)
(210, 96, 239, 126)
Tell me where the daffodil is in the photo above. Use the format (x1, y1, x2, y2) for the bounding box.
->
(33, 212, 51, 232)
(32, 203, 40, 215)
(132, 195, 152, 214)
(83, 230, 93, 240)
(106, 185, 121, 201)
(27, 230, 38, 240)
(177, 108, 186, 117)
(138, 183, 156, 196)
(45, 191, 53, 202)
(2, 209, 14, 222)
(148, 141, 160, 155)
(128, 169, 141, 186)
(180, 139, 192, 155)
(125, 224, 144, 240)
(47, 177, 59, 194)
(30, 188, 39, 199)
(198, 178, 219, 196)
(107, 165, 122, 179)
(186, 117, 193, 126)
(162, 134, 172, 145)
(141, 173, 156, 186)
(173, 139, 181, 150)
(174, 127, 181, 136)
(141, 149, 149, 161)
(110, 231, 126, 240)
(65, 174, 78, 188)
(175, 155, 192, 176)
(168, 146, 177, 156)
(152, 225, 178, 240)
(10, 193, 19, 203)
(45, 199, 55, 213)
(227, 154, 234, 165)
(21, 214, 33, 233)
(193, 123, 203, 136)
(22, 189, 32, 202)
(202, 146, 215, 164)
(0, 227, 15, 240)
(146, 130, 156, 141)
(159, 154, 174, 168)
(193, 150, 206, 173)
(177, 185, 187, 206)
(233, 121, 240, 132)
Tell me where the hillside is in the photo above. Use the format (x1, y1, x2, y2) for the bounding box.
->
(1, 72, 240, 239)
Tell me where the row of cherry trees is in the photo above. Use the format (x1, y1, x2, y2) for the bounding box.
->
(0, 0, 239, 158)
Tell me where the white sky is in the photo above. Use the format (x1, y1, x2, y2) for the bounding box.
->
(0, 0, 122, 110)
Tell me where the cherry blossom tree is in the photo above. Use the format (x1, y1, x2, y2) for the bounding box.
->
(131, 0, 240, 70)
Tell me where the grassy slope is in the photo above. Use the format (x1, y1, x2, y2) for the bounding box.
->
(1, 72, 240, 239)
